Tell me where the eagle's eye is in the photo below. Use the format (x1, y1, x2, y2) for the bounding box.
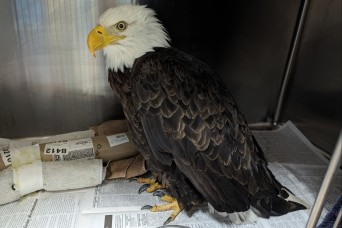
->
(116, 21, 127, 31)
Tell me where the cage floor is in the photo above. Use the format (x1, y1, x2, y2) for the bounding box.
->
(0, 121, 340, 228)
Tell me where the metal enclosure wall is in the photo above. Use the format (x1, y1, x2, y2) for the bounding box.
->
(0, 0, 129, 138)
(281, 0, 341, 153)
(0, 0, 340, 154)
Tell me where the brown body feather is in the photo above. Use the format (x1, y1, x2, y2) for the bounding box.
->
(108, 47, 306, 216)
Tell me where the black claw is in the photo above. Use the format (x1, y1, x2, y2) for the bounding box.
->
(163, 216, 173, 225)
(129, 177, 138, 182)
(153, 190, 165, 198)
(141, 205, 153, 210)
(138, 184, 149, 194)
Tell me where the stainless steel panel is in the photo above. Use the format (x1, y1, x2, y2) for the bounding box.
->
(281, 0, 341, 153)
(0, 0, 130, 138)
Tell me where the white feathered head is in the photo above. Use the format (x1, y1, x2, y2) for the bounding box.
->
(87, 4, 170, 72)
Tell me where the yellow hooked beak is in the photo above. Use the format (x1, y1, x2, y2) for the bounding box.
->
(87, 25, 125, 57)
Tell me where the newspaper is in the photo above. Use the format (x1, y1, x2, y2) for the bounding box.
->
(0, 121, 341, 228)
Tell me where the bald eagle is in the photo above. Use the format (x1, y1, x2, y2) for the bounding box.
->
(87, 4, 309, 225)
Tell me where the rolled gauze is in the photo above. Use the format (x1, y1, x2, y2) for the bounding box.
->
(1, 132, 138, 171)
(42, 159, 104, 191)
(0, 159, 105, 205)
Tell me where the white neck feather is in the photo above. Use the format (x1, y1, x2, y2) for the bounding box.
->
(100, 5, 170, 72)
(103, 30, 170, 72)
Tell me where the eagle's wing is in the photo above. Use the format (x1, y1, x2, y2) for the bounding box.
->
(131, 48, 279, 214)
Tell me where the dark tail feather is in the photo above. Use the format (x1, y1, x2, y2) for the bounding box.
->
(271, 188, 310, 216)
(251, 187, 310, 218)
(251, 136, 310, 216)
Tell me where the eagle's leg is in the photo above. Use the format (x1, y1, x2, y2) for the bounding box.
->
(131, 164, 203, 225)
(142, 191, 183, 225)
(130, 173, 182, 224)
(129, 171, 165, 194)
(136, 177, 164, 193)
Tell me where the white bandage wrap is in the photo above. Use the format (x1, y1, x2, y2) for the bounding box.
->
(1, 159, 104, 205)
(13, 160, 44, 196)
(11, 144, 41, 168)
(42, 159, 105, 191)
(0, 168, 21, 205)
(0, 131, 104, 206)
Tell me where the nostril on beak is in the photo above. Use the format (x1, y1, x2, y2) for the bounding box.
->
(97, 31, 102, 34)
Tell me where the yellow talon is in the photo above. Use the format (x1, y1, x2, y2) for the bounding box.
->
(137, 177, 157, 184)
(151, 200, 179, 211)
(147, 195, 182, 224)
(135, 176, 182, 224)
(147, 182, 163, 192)
(137, 177, 164, 193)
(160, 194, 174, 203)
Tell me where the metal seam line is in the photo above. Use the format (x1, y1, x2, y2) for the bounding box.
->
(273, 0, 312, 125)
